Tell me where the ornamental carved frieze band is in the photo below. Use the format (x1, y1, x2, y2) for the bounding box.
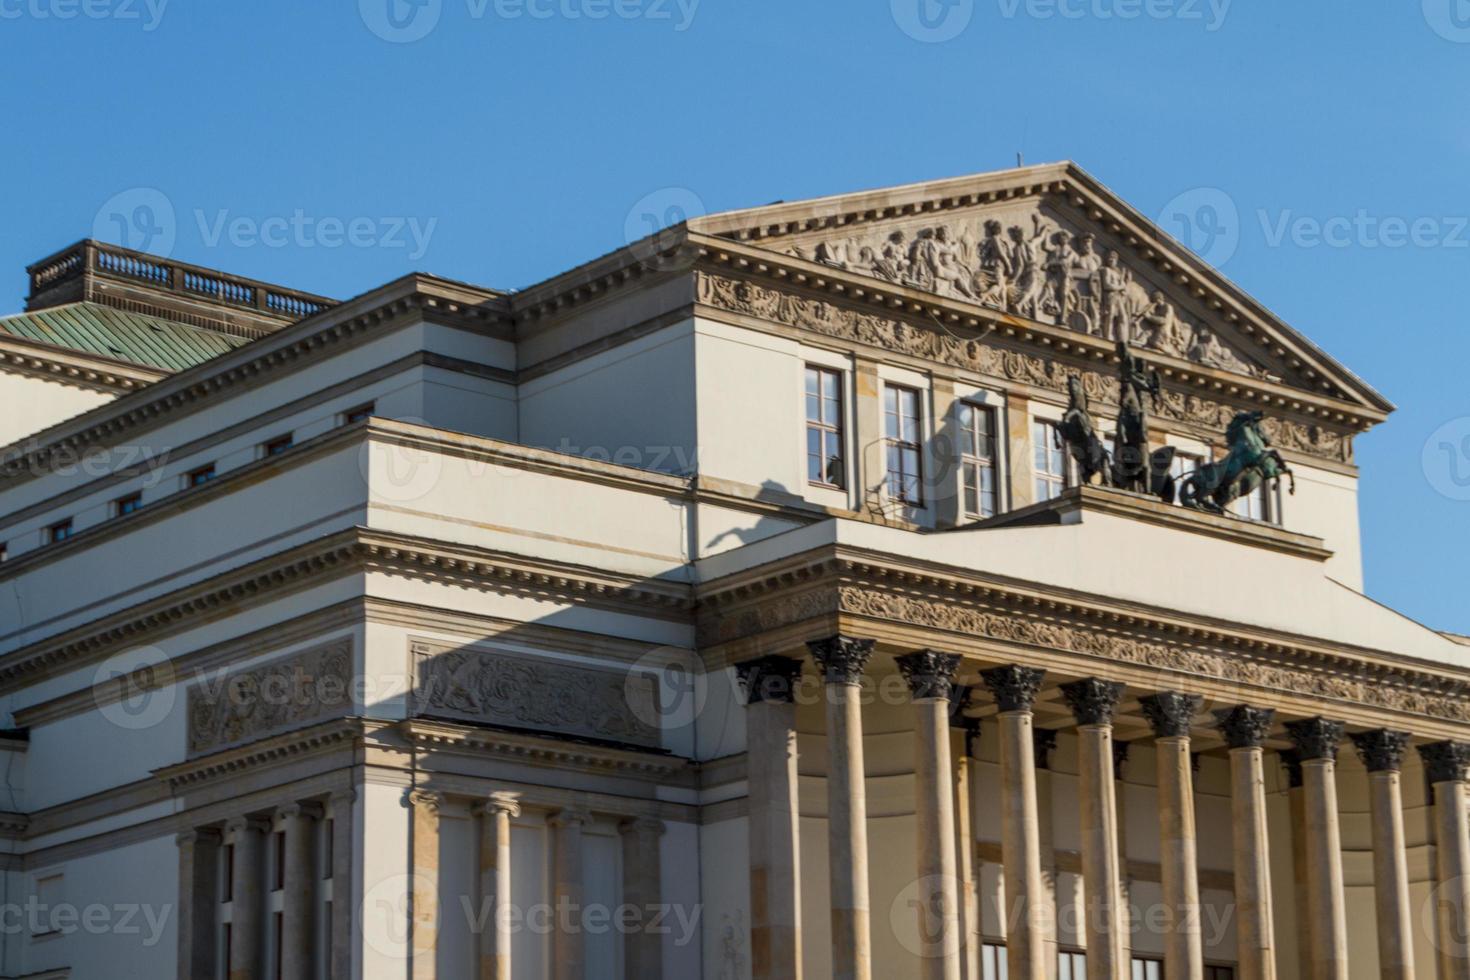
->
(187, 639, 354, 756)
(1138, 692, 1203, 739)
(1350, 729, 1412, 773)
(696, 272, 1352, 464)
(412, 642, 661, 750)
(1060, 678, 1126, 726)
(1284, 717, 1346, 762)
(895, 650, 962, 701)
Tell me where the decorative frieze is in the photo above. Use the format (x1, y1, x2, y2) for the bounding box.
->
(1139, 692, 1203, 739)
(1285, 717, 1346, 762)
(187, 640, 353, 756)
(894, 649, 962, 701)
(1060, 678, 1126, 726)
(806, 635, 875, 686)
(1350, 729, 1411, 773)
(1214, 706, 1275, 749)
(412, 642, 662, 750)
(697, 271, 1353, 463)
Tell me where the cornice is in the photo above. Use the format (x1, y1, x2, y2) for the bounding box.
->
(399, 718, 688, 780)
(0, 275, 511, 483)
(690, 240, 1376, 461)
(0, 334, 165, 393)
(154, 717, 368, 792)
(0, 526, 692, 693)
(695, 544, 1470, 727)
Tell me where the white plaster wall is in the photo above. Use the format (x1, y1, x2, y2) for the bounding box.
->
(699, 817, 750, 980)
(1286, 463, 1365, 591)
(692, 319, 804, 496)
(0, 371, 116, 450)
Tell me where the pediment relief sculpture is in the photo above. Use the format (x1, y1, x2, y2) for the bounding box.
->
(783, 209, 1265, 379)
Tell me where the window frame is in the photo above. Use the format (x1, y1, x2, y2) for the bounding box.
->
(884, 382, 925, 507)
(46, 519, 73, 545)
(262, 434, 295, 458)
(343, 402, 376, 425)
(1033, 419, 1068, 503)
(959, 400, 1000, 519)
(114, 491, 144, 518)
(804, 366, 847, 491)
(186, 464, 217, 489)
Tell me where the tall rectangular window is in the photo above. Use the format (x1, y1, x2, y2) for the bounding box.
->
(1132, 958, 1165, 980)
(1033, 421, 1067, 502)
(1235, 482, 1276, 523)
(960, 402, 999, 518)
(805, 367, 845, 488)
(1205, 967, 1236, 980)
(981, 943, 1008, 980)
(885, 384, 923, 505)
(1059, 951, 1087, 980)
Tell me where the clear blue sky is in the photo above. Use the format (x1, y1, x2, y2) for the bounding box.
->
(1, 1, 1466, 632)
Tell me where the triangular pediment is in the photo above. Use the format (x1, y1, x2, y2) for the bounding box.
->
(690, 163, 1392, 414)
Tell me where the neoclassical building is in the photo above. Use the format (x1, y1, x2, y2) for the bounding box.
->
(0, 164, 1466, 980)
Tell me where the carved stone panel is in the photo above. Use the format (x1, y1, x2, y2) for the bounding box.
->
(187, 639, 354, 756)
(412, 641, 662, 749)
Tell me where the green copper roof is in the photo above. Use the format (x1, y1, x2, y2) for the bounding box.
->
(0, 302, 248, 372)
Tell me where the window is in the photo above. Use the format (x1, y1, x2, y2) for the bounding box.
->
(262, 434, 294, 457)
(31, 873, 63, 938)
(959, 402, 999, 518)
(1033, 421, 1067, 502)
(46, 520, 73, 545)
(1235, 481, 1277, 523)
(981, 942, 1008, 980)
(804, 367, 845, 488)
(1132, 957, 1165, 980)
(1059, 951, 1087, 980)
(1206, 967, 1236, 980)
(884, 384, 923, 506)
(114, 492, 143, 517)
(1170, 451, 1205, 493)
(186, 464, 216, 488)
(344, 402, 375, 425)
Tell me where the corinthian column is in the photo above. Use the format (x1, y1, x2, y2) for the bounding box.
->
(1139, 692, 1204, 980)
(409, 791, 444, 980)
(950, 693, 981, 980)
(808, 635, 876, 980)
(896, 650, 964, 980)
(735, 655, 806, 980)
(177, 828, 222, 980)
(1060, 678, 1127, 980)
(278, 803, 324, 980)
(1350, 730, 1415, 980)
(550, 807, 592, 980)
(1215, 706, 1277, 980)
(475, 793, 521, 980)
(981, 665, 1047, 980)
(621, 816, 667, 980)
(1419, 741, 1470, 979)
(226, 815, 270, 980)
(1285, 718, 1349, 980)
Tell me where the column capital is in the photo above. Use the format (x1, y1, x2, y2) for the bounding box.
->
(806, 635, 875, 686)
(548, 807, 593, 830)
(618, 816, 667, 840)
(1139, 692, 1202, 739)
(274, 802, 325, 823)
(1279, 749, 1305, 789)
(329, 787, 358, 807)
(734, 656, 804, 705)
(474, 793, 522, 819)
(177, 827, 223, 848)
(1350, 729, 1412, 773)
(1284, 717, 1346, 763)
(1418, 740, 1470, 785)
(1060, 678, 1125, 727)
(224, 815, 272, 837)
(981, 664, 1046, 713)
(407, 790, 446, 814)
(1213, 704, 1275, 749)
(894, 649, 962, 701)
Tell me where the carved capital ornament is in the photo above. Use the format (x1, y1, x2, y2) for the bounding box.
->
(734, 656, 804, 705)
(807, 635, 875, 686)
(1214, 705, 1275, 749)
(1284, 717, 1345, 763)
(1060, 678, 1126, 726)
(895, 650, 962, 701)
(1418, 741, 1470, 785)
(981, 665, 1046, 713)
(1350, 729, 1412, 773)
(1139, 692, 1202, 739)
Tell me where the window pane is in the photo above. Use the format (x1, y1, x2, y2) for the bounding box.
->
(805, 368, 818, 397)
(807, 428, 821, 457)
(806, 393, 820, 422)
(822, 370, 839, 401)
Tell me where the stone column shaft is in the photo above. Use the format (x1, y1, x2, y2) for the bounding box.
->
(1421, 741, 1470, 980)
(329, 790, 356, 980)
(1062, 679, 1126, 980)
(177, 828, 222, 980)
(621, 817, 666, 980)
(954, 719, 981, 980)
(809, 637, 876, 980)
(226, 815, 271, 980)
(737, 656, 805, 980)
(1216, 706, 1277, 980)
(410, 792, 444, 980)
(551, 808, 591, 980)
(477, 794, 521, 980)
(898, 651, 963, 980)
(1287, 718, 1349, 980)
(1141, 693, 1204, 980)
(1352, 731, 1415, 980)
(279, 803, 323, 980)
(983, 666, 1046, 980)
